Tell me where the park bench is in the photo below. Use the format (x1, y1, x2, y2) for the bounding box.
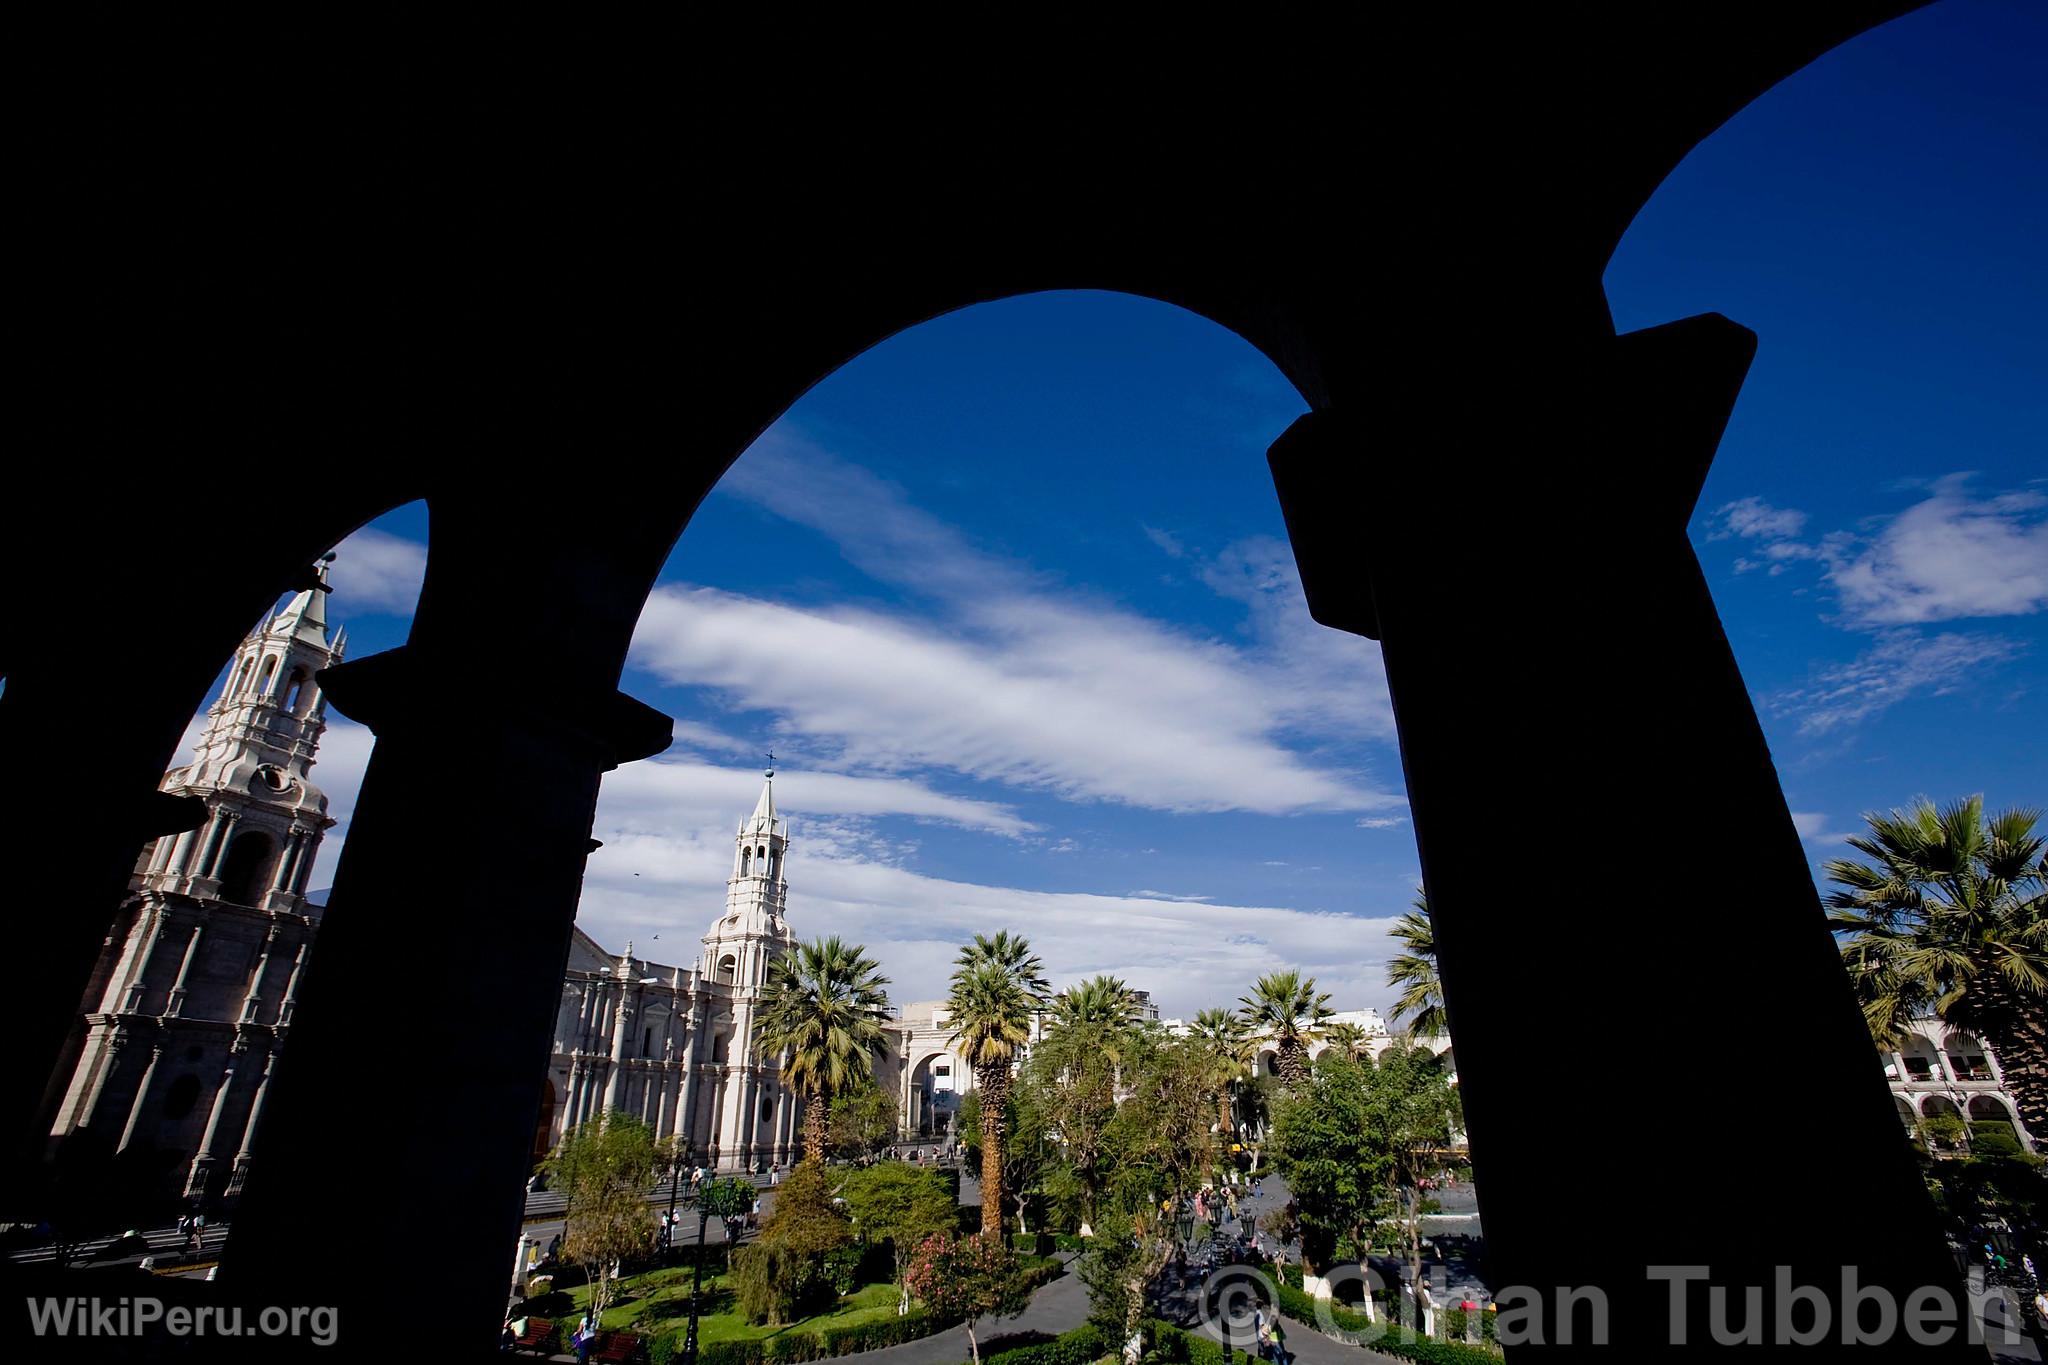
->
(512, 1317, 553, 1354)
(594, 1328, 644, 1363)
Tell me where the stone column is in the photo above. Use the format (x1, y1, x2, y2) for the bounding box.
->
(220, 534, 675, 1360)
(275, 941, 310, 1027)
(163, 916, 208, 1018)
(116, 1038, 165, 1154)
(200, 810, 241, 880)
(226, 1045, 277, 1196)
(185, 1040, 245, 1198)
(69, 1027, 129, 1135)
(118, 905, 168, 1013)
(602, 981, 634, 1115)
(1268, 312, 1970, 1351)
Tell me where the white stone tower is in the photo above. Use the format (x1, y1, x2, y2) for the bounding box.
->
(48, 558, 346, 1206)
(701, 764, 796, 1166)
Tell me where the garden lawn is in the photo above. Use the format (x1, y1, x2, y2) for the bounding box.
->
(566, 1267, 903, 1343)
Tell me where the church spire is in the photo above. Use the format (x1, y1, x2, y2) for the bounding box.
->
(749, 759, 777, 832)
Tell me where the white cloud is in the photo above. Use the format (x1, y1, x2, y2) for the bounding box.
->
(598, 756, 1037, 838)
(1825, 475, 2048, 625)
(302, 718, 376, 893)
(1789, 811, 1856, 846)
(1130, 889, 1214, 903)
(1712, 496, 1809, 543)
(1772, 631, 2024, 734)
(1356, 816, 1408, 829)
(325, 525, 429, 617)
(671, 435, 1405, 818)
(572, 821, 1406, 1018)
(1143, 525, 1187, 560)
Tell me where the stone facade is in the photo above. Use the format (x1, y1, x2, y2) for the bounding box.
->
(46, 565, 343, 1206)
(537, 771, 980, 1170)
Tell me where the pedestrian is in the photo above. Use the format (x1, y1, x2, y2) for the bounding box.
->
(770, 1163, 781, 1187)
(572, 1313, 596, 1365)
(500, 1318, 517, 1352)
(1253, 1309, 1269, 1361)
(1269, 1317, 1288, 1365)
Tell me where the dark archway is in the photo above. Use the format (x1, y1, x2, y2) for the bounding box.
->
(13, 8, 1975, 1357)
(215, 832, 275, 908)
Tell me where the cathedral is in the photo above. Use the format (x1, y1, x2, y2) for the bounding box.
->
(535, 767, 976, 1169)
(44, 563, 344, 1208)
(45, 572, 976, 1204)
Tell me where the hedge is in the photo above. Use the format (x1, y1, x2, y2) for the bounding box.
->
(1273, 1279, 1500, 1362)
(648, 1253, 1066, 1365)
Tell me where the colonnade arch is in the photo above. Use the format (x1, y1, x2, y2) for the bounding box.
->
(8, 10, 1984, 1356)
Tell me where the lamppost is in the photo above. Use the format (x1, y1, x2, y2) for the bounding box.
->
(663, 1141, 689, 1263)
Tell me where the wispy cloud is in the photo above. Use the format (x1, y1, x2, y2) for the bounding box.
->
(1771, 631, 2024, 734)
(630, 434, 1404, 817)
(599, 757, 1037, 838)
(326, 525, 429, 617)
(1825, 475, 2048, 626)
(1789, 810, 1857, 846)
(572, 824, 1405, 1017)
(1711, 476, 2048, 622)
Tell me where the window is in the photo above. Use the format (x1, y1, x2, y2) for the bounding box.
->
(217, 831, 275, 905)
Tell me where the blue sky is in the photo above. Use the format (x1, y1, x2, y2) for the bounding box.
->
(257, 1, 2042, 1019)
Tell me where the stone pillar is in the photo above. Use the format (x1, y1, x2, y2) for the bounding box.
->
(185, 1042, 244, 1198)
(1267, 313, 1971, 1352)
(226, 1045, 277, 1196)
(602, 981, 634, 1115)
(68, 1027, 129, 1135)
(118, 905, 168, 1013)
(562, 1055, 586, 1132)
(275, 942, 310, 1027)
(116, 1039, 165, 1154)
(220, 528, 675, 1361)
(162, 916, 208, 1018)
(238, 926, 280, 1023)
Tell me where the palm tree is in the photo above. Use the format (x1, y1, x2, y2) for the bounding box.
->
(946, 931, 1050, 1238)
(1321, 1020, 1369, 1063)
(1188, 1007, 1254, 1136)
(1043, 975, 1144, 1058)
(752, 936, 894, 1164)
(1387, 888, 1450, 1040)
(1237, 970, 1333, 1087)
(1828, 796, 2048, 1135)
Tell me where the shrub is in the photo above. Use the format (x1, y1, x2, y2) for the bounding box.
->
(1272, 1279, 1498, 1361)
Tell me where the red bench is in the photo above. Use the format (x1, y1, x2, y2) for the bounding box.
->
(512, 1317, 554, 1354)
(594, 1329, 644, 1363)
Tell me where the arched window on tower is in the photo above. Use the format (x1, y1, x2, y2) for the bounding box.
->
(217, 831, 275, 906)
(283, 669, 309, 714)
(740, 848, 751, 877)
(718, 955, 737, 985)
(255, 656, 279, 696)
(229, 659, 253, 697)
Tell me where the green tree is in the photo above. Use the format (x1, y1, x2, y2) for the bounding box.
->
(1321, 1020, 1370, 1063)
(1238, 970, 1333, 1087)
(1828, 797, 2048, 1134)
(1386, 889, 1450, 1039)
(1030, 975, 1142, 1228)
(1187, 1006, 1254, 1138)
(544, 1112, 662, 1323)
(752, 936, 895, 1163)
(1264, 1055, 1386, 1285)
(903, 1232, 1030, 1365)
(1366, 1041, 1464, 1296)
(839, 1161, 961, 1312)
(829, 1076, 900, 1164)
(946, 932, 1050, 1240)
(730, 1161, 855, 1324)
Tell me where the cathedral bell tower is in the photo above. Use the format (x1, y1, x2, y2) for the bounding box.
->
(47, 556, 347, 1207)
(142, 555, 345, 911)
(700, 764, 797, 1167)
(701, 765, 795, 991)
